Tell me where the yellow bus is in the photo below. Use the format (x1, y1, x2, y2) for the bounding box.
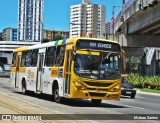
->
(11, 38, 124, 105)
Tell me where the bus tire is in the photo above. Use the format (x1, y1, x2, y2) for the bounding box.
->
(22, 79, 27, 95)
(54, 85, 63, 103)
(91, 99, 102, 105)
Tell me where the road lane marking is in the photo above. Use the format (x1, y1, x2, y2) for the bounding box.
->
(121, 96, 146, 100)
(135, 96, 146, 99)
(0, 91, 64, 114)
(121, 104, 144, 110)
(103, 100, 145, 110)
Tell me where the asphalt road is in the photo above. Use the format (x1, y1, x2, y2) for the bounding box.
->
(0, 78, 160, 123)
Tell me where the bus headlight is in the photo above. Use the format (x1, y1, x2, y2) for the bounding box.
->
(74, 81, 86, 90)
(110, 84, 120, 92)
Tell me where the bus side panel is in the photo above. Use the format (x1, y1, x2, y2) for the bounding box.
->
(18, 67, 27, 89)
(57, 77, 64, 97)
(10, 67, 16, 87)
(11, 63, 24, 89)
(42, 66, 52, 94)
(42, 67, 64, 96)
(49, 67, 64, 96)
(25, 67, 33, 91)
(29, 67, 38, 92)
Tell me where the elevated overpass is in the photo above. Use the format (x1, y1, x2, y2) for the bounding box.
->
(0, 41, 39, 52)
(113, 0, 160, 75)
(0, 41, 39, 64)
(114, 0, 160, 47)
(115, 0, 160, 34)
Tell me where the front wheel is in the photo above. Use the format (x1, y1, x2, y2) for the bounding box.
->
(130, 94, 136, 99)
(54, 86, 63, 103)
(91, 99, 102, 105)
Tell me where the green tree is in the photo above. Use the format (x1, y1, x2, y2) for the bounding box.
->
(53, 34, 63, 41)
(126, 56, 140, 73)
(43, 35, 64, 43)
(43, 38, 50, 43)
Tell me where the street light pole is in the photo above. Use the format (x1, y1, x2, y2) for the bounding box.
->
(112, 0, 125, 40)
(121, 0, 125, 22)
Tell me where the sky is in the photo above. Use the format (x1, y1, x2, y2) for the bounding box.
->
(0, 0, 123, 32)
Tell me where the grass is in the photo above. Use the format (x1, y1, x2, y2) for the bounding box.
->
(139, 88, 160, 94)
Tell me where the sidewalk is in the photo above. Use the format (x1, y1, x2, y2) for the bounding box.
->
(0, 92, 91, 123)
(137, 90, 160, 96)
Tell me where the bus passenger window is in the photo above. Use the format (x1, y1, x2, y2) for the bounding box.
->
(31, 49, 38, 67)
(20, 52, 27, 67)
(45, 47, 56, 66)
(55, 46, 66, 66)
(12, 53, 17, 67)
(26, 51, 32, 67)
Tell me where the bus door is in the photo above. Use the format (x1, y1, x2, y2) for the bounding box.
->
(15, 56, 20, 88)
(64, 51, 72, 95)
(36, 53, 45, 92)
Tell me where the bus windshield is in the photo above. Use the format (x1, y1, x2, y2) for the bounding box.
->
(74, 52, 121, 79)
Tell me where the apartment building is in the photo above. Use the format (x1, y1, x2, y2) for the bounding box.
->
(70, 0, 106, 38)
(18, 0, 44, 42)
(106, 21, 112, 35)
(2, 28, 17, 41)
(0, 32, 2, 40)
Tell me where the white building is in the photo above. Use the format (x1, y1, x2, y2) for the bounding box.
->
(0, 41, 38, 64)
(18, 0, 44, 43)
(70, 0, 106, 38)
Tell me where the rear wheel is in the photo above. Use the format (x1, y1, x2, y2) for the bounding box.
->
(54, 85, 63, 103)
(22, 80, 27, 95)
(91, 99, 102, 105)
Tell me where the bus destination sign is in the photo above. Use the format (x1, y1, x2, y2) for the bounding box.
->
(76, 40, 120, 51)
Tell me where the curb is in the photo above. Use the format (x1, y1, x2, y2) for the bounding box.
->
(137, 90, 160, 96)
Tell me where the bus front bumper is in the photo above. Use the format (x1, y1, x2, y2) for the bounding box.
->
(70, 87, 120, 101)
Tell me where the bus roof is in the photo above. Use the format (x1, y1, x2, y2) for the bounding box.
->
(28, 38, 74, 50)
(13, 38, 120, 52)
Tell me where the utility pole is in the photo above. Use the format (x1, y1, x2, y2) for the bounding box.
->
(112, 0, 125, 40)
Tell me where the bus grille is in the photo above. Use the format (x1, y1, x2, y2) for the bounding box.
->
(87, 88, 108, 91)
(89, 92, 106, 97)
(84, 81, 112, 87)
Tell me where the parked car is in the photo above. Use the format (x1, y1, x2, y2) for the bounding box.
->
(121, 78, 136, 98)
